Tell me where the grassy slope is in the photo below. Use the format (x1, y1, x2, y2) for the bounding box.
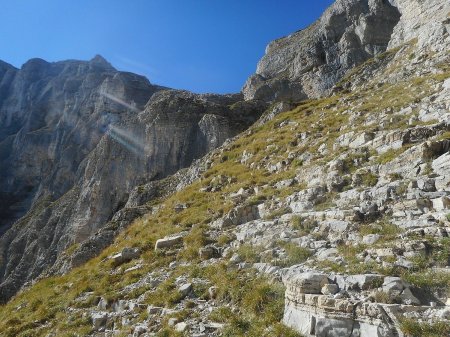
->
(0, 46, 449, 337)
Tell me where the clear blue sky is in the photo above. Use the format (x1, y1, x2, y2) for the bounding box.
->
(0, 0, 334, 94)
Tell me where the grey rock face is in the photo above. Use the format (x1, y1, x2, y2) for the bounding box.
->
(0, 57, 262, 302)
(0, 56, 154, 232)
(388, 0, 450, 50)
(0, 57, 166, 302)
(242, 0, 401, 102)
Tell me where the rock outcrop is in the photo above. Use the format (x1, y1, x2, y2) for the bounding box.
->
(0, 56, 156, 232)
(388, 0, 450, 51)
(243, 0, 450, 103)
(242, 0, 401, 102)
(282, 271, 440, 337)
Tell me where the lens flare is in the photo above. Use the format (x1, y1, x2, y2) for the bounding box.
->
(99, 90, 147, 156)
(107, 125, 145, 156)
(100, 90, 140, 113)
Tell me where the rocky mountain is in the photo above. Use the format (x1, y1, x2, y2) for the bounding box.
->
(0, 57, 263, 301)
(0, 56, 158, 233)
(0, 0, 449, 336)
(242, 0, 450, 103)
(242, 0, 401, 102)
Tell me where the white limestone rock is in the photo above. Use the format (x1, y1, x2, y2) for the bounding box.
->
(285, 272, 330, 294)
(154, 235, 184, 250)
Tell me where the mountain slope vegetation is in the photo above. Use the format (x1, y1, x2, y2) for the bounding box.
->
(0, 38, 449, 336)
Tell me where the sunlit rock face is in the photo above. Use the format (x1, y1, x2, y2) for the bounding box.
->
(387, 0, 450, 51)
(0, 56, 262, 302)
(0, 56, 156, 230)
(242, 0, 401, 102)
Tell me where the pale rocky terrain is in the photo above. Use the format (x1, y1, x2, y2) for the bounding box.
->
(242, 0, 401, 102)
(0, 0, 450, 337)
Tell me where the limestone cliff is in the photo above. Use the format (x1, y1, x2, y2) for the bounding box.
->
(243, 0, 450, 104)
(0, 57, 262, 301)
(242, 0, 401, 102)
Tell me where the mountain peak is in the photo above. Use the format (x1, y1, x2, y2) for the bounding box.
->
(21, 57, 50, 69)
(89, 54, 115, 70)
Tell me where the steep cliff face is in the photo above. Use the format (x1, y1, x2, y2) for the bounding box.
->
(0, 58, 263, 302)
(242, 0, 401, 102)
(0, 56, 157, 233)
(243, 0, 450, 104)
(388, 0, 450, 50)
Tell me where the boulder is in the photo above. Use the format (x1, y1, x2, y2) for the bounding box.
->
(154, 235, 183, 250)
(198, 245, 220, 260)
(97, 297, 113, 310)
(111, 247, 141, 264)
(179, 283, 193, 297)
(432, 196, 450, 211)
(382, 277, 408, 294)
(327, 171, 348, 192)
(417, 178, 436, 192)
(444, 78, 450, 90)
(147, 306, 163, 315)
(354, 201, 380, 221)
(275, 178, 296, 189)
(212, 205, 260, 229)
(399, 287, 421, 305)
(168, 318, 179, 326)
(288, 186, 327, 212)
(316, 248, 339, 262)
(133, 325, 147, 337)
(321, 284, 339, 295)
(344, 274, 383, 291)
(91, 312, 108, 331)
(175, 322, 189, 332)
(324, 220, 349, 233)
(208, 286, 218, 299)
(349, 132, 375, 149)
(328, 159, 345, 173)
(395, 257, 414, 270)
(290, 201, 315, 213)
(362, 234, 380, 245)
(286, 272, 330, 294)
(229, 253, 242, 264)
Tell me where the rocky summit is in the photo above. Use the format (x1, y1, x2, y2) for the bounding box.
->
(0, 0, 449, 336)
(243, 0, 401, 102)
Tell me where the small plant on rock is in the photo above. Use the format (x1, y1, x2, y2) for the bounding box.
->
(291, 216, 318, 236)
(276, 242, 313, 267)
(400, 318, 450, 337)
(361, 171, 378, 187)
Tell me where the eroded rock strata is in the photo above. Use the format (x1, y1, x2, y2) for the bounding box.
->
(0, 57, 262, 302)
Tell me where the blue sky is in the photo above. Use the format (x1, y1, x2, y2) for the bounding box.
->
(0, 0, 334, 94)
